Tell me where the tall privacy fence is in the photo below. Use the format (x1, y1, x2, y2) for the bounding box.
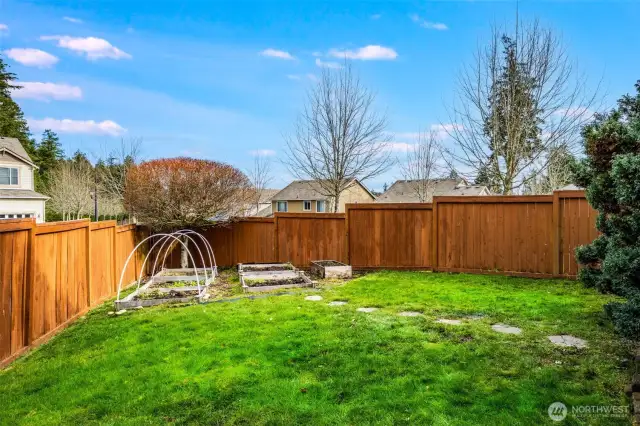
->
(0, 219, 143, 367)
(0, 189, 596, 366)
(164, 190, 596, 278)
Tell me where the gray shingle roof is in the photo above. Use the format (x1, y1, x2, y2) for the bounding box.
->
(258, 189, 280, 204)
(376, 179, 489, 203)
(271, 179, 375, 201)
(0, 137, 35, 166)
(0, 189, 49, 200)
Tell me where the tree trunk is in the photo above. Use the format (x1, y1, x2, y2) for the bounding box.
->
(333, 193, 340, 213)
(180, 234, 189, 268)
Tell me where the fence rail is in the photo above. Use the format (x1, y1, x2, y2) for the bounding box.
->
(0, 189, 598, 366)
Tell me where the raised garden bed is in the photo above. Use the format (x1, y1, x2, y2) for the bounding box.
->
(239, 263, 313, 292)
(116, 267, 215, 309)
(311, 260, 352, 279)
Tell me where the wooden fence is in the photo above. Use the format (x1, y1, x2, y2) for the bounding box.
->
(0, 219, 142, 367)
(163, 190, 597, 278)
(0, 189, 598, 366)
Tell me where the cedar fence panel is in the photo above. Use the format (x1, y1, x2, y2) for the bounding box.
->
(433, 196, 555, 276)
(275, 213, 346, 266)
(557, 191, 599, 276)
(346, 204, 433, 269)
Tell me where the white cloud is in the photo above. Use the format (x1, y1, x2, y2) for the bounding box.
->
(409, 14, 448, 31)
(27, 117, 126, 136)
(40, 35, 131, 60)
(287, 73, 317, 82)
(554, 107, 594, 118)
(431, 123, 463, 139)
(12, 82, 82, 101)
(4, 48, 58, 68)
(249, 149, 276, 157)
(63, 17, 83, 24)
(315, 58, 342, 69)
(380, 142, 418, 152)
(328, 45, 398, 61)
(0, 24, 8, 31)
(260, 48, 294, 60)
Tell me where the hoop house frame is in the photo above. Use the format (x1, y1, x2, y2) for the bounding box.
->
(115, 230, 217, 309)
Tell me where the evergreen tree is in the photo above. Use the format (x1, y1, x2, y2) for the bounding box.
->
(0, 57, 36, 156)
(35, 130, 64, 191)
(482, 35, 542, 194)
(573, 80, 640, 338)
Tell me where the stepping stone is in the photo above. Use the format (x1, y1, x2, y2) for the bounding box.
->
(328, 301, 347, 306)
(491, 323, 522, 334)
(305, 295, 323, 301)
(357, 307, 378, 313)
(398, 311, 422, 317)
(548, 335, 587, 349)
(107, 311, 115, 316)
(135, 306, 144, 309)
(115, 309, 127, 315)
(436, 319, 462, 325)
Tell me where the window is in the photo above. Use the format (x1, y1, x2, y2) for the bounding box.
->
(316, 200, 326, 213)
(303, 200, 312, 211)
(276, 201, 288, 212)
(0, 167, 18, 185)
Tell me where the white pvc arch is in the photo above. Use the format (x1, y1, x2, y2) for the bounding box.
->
(116, 233, 201, 301)
(151, 230, 217, 281)
(136, 232, 208, 295)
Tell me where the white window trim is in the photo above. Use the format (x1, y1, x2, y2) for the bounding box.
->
(303, 200, 312, 211)
(316, 200, 326, 213)
(276, 201, 288, 212)
(0, 166, 19, 187)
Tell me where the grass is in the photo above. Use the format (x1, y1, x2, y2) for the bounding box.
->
(0, 271, 633, 425)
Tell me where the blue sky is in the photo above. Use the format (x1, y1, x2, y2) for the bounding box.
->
(1, 0, 638, 191)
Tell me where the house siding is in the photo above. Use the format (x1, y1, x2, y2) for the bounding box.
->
(0, 198, 45, 223)
(272, 182, 374, 213)
(0, 152, 34, 190)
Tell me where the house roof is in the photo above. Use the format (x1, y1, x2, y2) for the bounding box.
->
(258, 189, 280, 204)
(271, 179, 375, 201)
(256, 204, 273, 217)
(0, 137, 37, 167)
(0, 189, 49, 200)
(376, 179, 488, 203)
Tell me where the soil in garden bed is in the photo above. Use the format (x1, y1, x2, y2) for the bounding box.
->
(150, 280, 204, 289)
(134, 289, 200, 300)
(314, 260, 345, 267)
(159, 271, 210, 276)
(244, 277, 307, 287)
(242, 264, 294, 272)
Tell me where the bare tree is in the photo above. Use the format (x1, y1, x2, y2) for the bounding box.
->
(444, 19, 599, 194)
(284, 63, 393, 212)
(47, 160, 94, 220)
(400, 130, 445, 202)
(97, 138, 141, 204)
(246, 154, 273, 215)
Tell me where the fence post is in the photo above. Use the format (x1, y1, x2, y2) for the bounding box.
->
(24, 219, 36, 347)
(552, 191, 561, 276)
(431, 198, 439, 272)
(86, 223, 92, 306)
(111, 223, 117, 293)
(344, 205, 350, 265)
(273, 214, 279, 263)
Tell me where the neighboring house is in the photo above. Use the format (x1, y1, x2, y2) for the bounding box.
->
(271, 179, 375, 213)
(376, 179, 490, 203)
(245, 188, 280, 217)
(0, 137, 49, 223)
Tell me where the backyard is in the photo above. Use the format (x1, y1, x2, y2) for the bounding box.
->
(0, 271, 632, 425)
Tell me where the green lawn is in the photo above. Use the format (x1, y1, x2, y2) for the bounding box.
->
(0, 272, 633, 425)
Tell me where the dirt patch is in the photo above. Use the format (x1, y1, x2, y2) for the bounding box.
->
(150, 280, 203, 289)
(244, 277, 307, 287)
